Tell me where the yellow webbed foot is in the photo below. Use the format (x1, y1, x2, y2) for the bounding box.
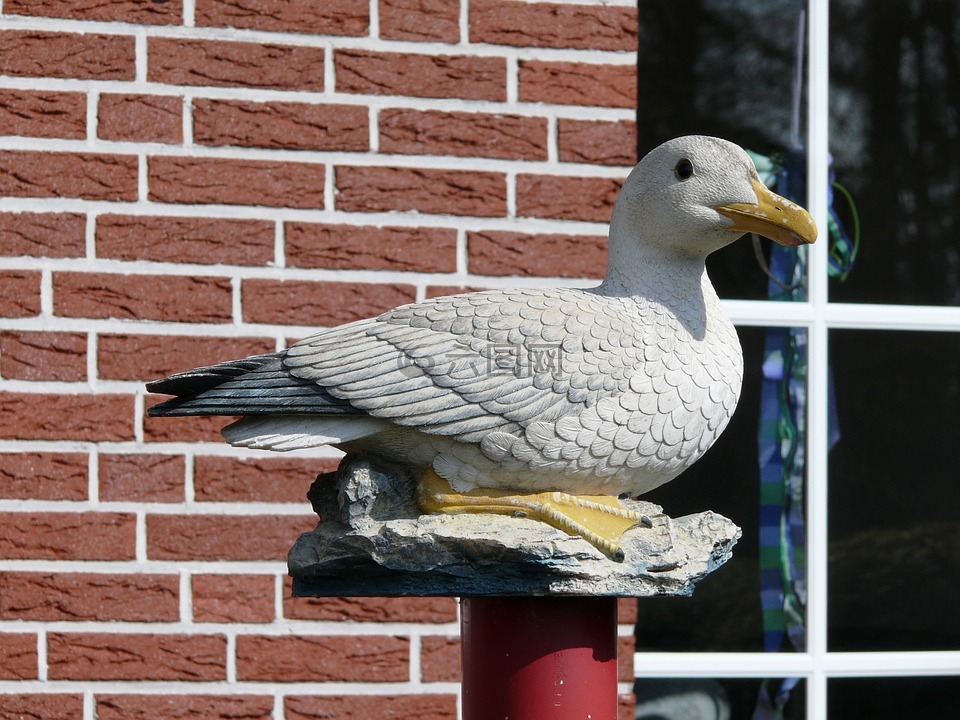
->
(416, 468, 648, 560)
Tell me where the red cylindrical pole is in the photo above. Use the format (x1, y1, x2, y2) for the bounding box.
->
(460, 596, 618, 720)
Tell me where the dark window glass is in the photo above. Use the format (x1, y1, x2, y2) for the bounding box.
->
(830, 0, 960, 305)
(829, 677, 960, 718)
(828, 330, 960, 651)
(635, 678, 806, 720)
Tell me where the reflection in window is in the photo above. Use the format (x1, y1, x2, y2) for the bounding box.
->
(828, 330, 960, 651)
(636, 2, 960, 709)
(830, 0, 960, 305)
(829, 677, 960, 718)
(635, 678, 805, 720)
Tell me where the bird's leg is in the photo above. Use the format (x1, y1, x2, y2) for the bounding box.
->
(416, 468, 649, 561)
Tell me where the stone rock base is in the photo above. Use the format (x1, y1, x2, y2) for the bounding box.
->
(289, 456, 740, 597)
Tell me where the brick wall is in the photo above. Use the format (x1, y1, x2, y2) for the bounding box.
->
(0, 1, 638, 717)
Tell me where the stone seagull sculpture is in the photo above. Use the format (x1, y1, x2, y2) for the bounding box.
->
(148, 135, 816, 559)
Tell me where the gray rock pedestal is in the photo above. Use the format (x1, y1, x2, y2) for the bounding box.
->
(289, 455, 740, 598)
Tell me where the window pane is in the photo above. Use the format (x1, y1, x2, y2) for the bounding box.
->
(638, 327, 804, 653)
(638, 0, 808, 301)
(829, 0, 960, 305)
(635, 678, 806, 720)
(829, 677, 960, 718)
(828, 330, 960, 651)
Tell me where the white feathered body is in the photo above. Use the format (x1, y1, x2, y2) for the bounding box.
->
(149, 136, 803, 500)
(226, 256, 743, 497)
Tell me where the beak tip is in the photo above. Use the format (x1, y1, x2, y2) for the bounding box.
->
(716, 181, 818, 248)
(797, 217, 818, 246)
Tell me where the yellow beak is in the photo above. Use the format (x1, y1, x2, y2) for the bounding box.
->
(715, 178, 817, 247)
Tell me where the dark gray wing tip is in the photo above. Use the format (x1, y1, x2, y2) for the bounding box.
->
(145, 351, 358, 418)
(145, 353, 282, 397)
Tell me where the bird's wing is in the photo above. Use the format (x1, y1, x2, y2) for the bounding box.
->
(282, 288, 646, 444)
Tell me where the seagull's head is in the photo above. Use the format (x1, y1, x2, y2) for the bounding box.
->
(611, 135, 817, 260)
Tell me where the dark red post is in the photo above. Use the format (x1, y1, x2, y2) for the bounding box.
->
(460, 596, 619, 720)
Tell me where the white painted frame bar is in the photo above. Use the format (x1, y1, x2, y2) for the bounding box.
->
(806, 0, 833, 715)
(632, 651, 960, 679)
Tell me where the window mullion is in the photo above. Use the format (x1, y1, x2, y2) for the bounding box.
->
(807, 0, 832, 717)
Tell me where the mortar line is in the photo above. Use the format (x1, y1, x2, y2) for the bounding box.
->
(183, 0, 196, 27)
(36, 629, 47, 682)
(180, 570, 192, 623)
(182, 95, 194, 147)
(86, 90, 98, 145)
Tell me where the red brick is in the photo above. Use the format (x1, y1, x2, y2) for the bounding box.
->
(149, 156, 325, 209)
(101, 334, 274, 381)
(618, 635, 635, 682)
(421, 636, 459, 682)
(336, 166, 506, 217)
(0, 89, 85, 139)
(0, 270, 41, 317)
(0, 694, 83, 720)
(0, 572, 179, 622)
(0, 512, 136, 560)
(467, 231, 606, 278)
(380, 0, 459, 43)
(99, 453, 184, 503)
(143, 397, 233, 444)
(0, 452, 88, 501)
(196, 0, 367, 36)
(0, 30, 135, 80)
(96, 695, 274, 720)
(336, 49, 505, 101)
(0, 212, 85, 258)
(98, 94, 182, 144)
(425, 284, 487, 298)
(0, 634, 37, 680)
(236, 635, 409, 682)
(192, 574, 275, 623)
(0, 151, 137, 200)
(619, 693, 636, 720)
(519, 60, 636, 108)
(54, 272, 232, 323)
(471, 0, 637, 51)
(286, 694, 457, 720)
(286, 223, 457, 272)
(0, 393, 134, 442)
(242, 279, 416, 327)
(48, 633, 226, 681)
(0, 331, 86, 381)
(5, 0, 183, 25)
(149, 37, 325, 91)
(96, 214, 274, 266)
(559, 119, 638, 166)
(193, 455, 335, 503)
(284, 592, 457, 624)
(516, 174, 622, 222)
(147, 514, 316, 561)
(618, 597, 638, 625)
(380, 108, 547, 160)
(194, 99, 368, 152)
(142, 416, 229, 444)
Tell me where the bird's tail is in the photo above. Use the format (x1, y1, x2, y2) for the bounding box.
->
(146, 352, 352, 417)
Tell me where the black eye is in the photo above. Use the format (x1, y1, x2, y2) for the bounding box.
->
(674, 158, 694, 180)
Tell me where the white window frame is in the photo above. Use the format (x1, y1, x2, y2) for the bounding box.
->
(634, 1, 960, 714)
